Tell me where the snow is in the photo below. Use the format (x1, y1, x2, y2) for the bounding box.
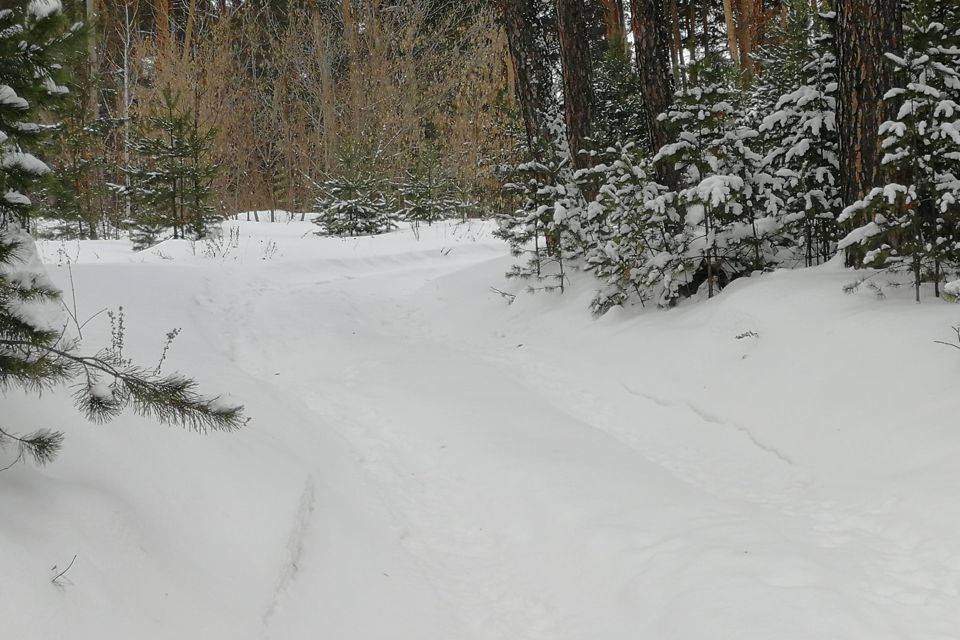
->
(26, 0, 62, 20)
(0, 228, 64, 333)
(3, 189, 30, 205)
(4, 219, 960, 639)
(0, 84, 29, 110)
(945, 279, 960, 298)
(0, 150, 51, 175)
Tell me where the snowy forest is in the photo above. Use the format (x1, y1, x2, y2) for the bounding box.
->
(3, 1, 960, 639)
(3, 1, 960, 300)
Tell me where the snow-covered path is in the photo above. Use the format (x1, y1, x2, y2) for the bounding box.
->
(4, 219, 960, 639)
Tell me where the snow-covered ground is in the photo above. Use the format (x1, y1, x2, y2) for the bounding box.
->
(3, 219, 960, 639)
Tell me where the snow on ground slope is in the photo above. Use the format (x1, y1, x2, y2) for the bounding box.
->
(3, 219, 960, 639)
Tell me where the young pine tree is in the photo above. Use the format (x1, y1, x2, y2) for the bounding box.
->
(1, 2, 244, 466)
(579, 143, 682, 311)
(654, 59, 776, 298)
(124, 88, 219, 249)
(395, 151, 466, 225)
(39, 99, 117, 240)
(312, 148, 398, 237)
(591, 45, 648, 149)
(755, 4, 841, 266)
(0, 1, 77, 231)
(496, 146, 585, 294)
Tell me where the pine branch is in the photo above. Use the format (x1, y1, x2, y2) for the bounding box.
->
(0, 339, 247, 435)
(0, 426, 64, 467)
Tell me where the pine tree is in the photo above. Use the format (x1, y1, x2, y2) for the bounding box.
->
(495, 114, 583, 295)
(1, 2, 244, 466)
(394, 152, 467, 225)
(39, 102, 117, 240)
(313, 149, 398, 237)
(123, 88, 219, 248)
(654, 59, 776, 297)
(755, 3, 841, 266)
(0, 1, 77, 231)
(591, 46, 649, 148)
(580, 143, 681, 311)
(838, 1, 960, 300)
(495, 155, 569, 290)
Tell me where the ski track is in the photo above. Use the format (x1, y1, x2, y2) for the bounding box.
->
(193, 242, 960, 639)
(262, 475, 316, 632)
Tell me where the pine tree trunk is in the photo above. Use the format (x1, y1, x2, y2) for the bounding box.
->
(629, 0, 674, 154)
(733, 0, 762, 74)
(340, 0, 362, 139)
(722, 0, 741, 66)
(671, 0, 687, 88)
(182, 0, 198, 63)
(496, 0, 555, 151)
(316, 25, 339, 172)
(836, 0, 902, 235)
(598, 0, 627, 53)
(701, 0, 711, 57)
(156, 0, 170, 45)
(557, 0, 594, 168)
(121, 2, 135, 227)
(85, 0, 98, 120)
(687, 3, 698, 61)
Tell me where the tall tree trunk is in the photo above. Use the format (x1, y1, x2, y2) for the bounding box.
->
(156, 0, 170, 45)
(686, 2, 697, 61)
(629, 0, 673, 155)
(316, 24, 339, 172)
(836, 0, 902, 230)
(182, 0, 198, 62)
(340, 0, 362, 138)
(701, 0, 711, 57)
(722, 0, 741, 66)
(671, 0, 687, 88)
(85, 0, 98, 120)
(598, 0, 626, 54)
(557, 0, 594, 168)
(496, 0, 555, 151)
(733, 0, 763, 74)
(121, 1, 138, 229)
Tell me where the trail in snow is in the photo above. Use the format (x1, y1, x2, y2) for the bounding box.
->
(206, 223, 960, 639)
(5, 220, 960, 640)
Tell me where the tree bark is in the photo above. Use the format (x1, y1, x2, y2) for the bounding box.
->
(85, 0, 98, 120)
(557, 0, 594, 168)
(598, 0, 626, 54)
(316, 25, 339, 172)
(155, 0, 170, 45)
(733, 0, 761, 74)
(671, 0, 686, 88)
(340, 0, 362, 139)
(496, 0, 555, 151)
(629, 0, 673, 154)
(701, 0, 711, 57)
(836, 0, 902, 209)
(722, 0, 741, 66)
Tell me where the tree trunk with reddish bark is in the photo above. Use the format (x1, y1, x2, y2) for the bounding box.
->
(836, 0, 902, 264)
(557, 0, 594, 168)
(629, 0, 674, 154)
